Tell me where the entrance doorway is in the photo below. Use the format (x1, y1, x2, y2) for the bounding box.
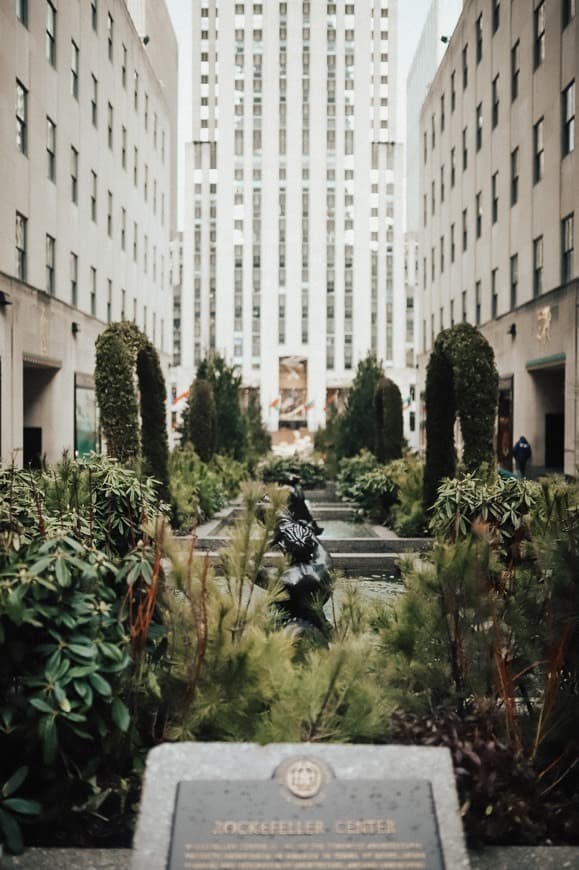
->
(529, 364, 565, 473)
(545, 413, 564, 470)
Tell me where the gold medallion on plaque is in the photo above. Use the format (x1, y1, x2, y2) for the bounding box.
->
(284, 758, 324, 799)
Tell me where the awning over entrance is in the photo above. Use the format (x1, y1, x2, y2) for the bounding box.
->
(526, 352, 566, 371)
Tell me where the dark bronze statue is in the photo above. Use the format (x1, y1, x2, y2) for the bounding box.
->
(257, 477, 332, 640)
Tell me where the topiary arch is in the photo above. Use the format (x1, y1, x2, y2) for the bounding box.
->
(423, 323, 498, 510)
(95, 322, 170, 499)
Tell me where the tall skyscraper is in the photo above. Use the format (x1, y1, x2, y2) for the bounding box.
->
(178, 0, 415, 434)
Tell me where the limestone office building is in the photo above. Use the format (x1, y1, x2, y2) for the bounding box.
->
(418, 0, 578, 475)
(0, 0, 177, 467)
(175, 0, 418, 440)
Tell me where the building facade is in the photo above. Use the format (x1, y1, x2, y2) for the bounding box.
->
(0, 0, 177, 466)
(178, 0, 415, 436)
(418, 0, 577, 475)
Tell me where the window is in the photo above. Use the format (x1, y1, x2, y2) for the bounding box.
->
(431, 114, 436, 149)
(440, 165, 445, 203)
(534, 117, 544, 183)
(71, 41, 79, 98)
(15, 212, 27, 281)
(46, 117, 56, 181)
(492, 171, 499, 223)
(90, 170, 97, 221)
(562, 81, 575, 156)
(475, 281, 481, 325)
(462, 44, 468, 89)
(121, 126, 127, 168)
(562, 213, 574, 284)
(16, 80, 27, 154)
(46, 1, 56, 67)
(106, 102, 114, 149)
(144, 94, 149, 130)
(423, 131, 427, 163)
(462, 208, 468, 251)
(440, 93, 445, 132)
(451, 147, 456, 187)
(533, 236, 543, 296)
(133, 146, 138, 186)
(493, 0, 500, 33)
(511, 147, 519, 204)
(107, 279, 112, 323)
(91, 0, 97, 31)
(476, 13, 483, 63)
(133, 71, 139, 111)
(510, 254, 518, 308)
(70, 146, 78, 202)
(17, 0, 28, 27)
(492, 76, 499, 128)
(476, 191, 482, 238)
(121, 207, 126, 250)
(440, 236, 445, 273)
(511, 40, 520, 101)
(451, 70, 456, 111)
(91, 74, 98, 126)
(462, 127, 468, 170)
(70, 252, 78, 305)
(107, 191, 113, 237)
(122, 44, 127, 88)
(534, 1, 545, 69)
(107, 13, 113, 61)
(431, 180, 435, 214)
(451, 224, 455, 262)
(423, 194, 427, 226)
(563, 0, 576, 28)
(476, 103, 483, 150)
(45, 234, 55, 295)
(492, 269, 498, 318)
(90, 267, 96, 316)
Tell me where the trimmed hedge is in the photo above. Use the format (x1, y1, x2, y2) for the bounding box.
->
(374, 377, 403, 463)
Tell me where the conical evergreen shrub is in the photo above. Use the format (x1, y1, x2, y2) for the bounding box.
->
(374, 376, 403, 463)
(137, 340, 170, 500)
(186, 378, 216, 462)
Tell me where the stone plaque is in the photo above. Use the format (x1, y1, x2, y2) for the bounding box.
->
(131, 744, 469, 870)
(167, 768, 444, 869)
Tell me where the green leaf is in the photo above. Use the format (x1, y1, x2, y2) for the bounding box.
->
(89, 672, 112, 697)
(2, 767, 28, 799)
(111, 697, 130, 732)
(2, 798, 42, 816)
(38, 716, 57, 764)
(29, 698, 53, 714)
(68, 643, 96, 659)
(55, 557, 71, 587)
(0, 806, 24, 854)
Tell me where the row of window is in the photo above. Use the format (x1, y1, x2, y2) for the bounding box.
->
(16, 0, 166, 154)
(424, 86, 575, 231)
(426, 80, 574, 167)
(424, 0, 575, 162)
(16, 84, 167, 231)
(14, 210, 166, 302)
(424, 213, 574, 303)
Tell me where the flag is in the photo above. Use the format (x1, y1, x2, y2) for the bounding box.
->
(269, 397, 281, 409)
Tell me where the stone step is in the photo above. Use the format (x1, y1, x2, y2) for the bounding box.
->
(179, 548, 411, 578)
(176, 533, 430, 556)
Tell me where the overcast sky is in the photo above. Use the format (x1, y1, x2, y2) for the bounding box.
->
(165, 0, 431, 230)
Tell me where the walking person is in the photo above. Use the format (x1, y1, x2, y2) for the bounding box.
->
(512, 436, 532, 478)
